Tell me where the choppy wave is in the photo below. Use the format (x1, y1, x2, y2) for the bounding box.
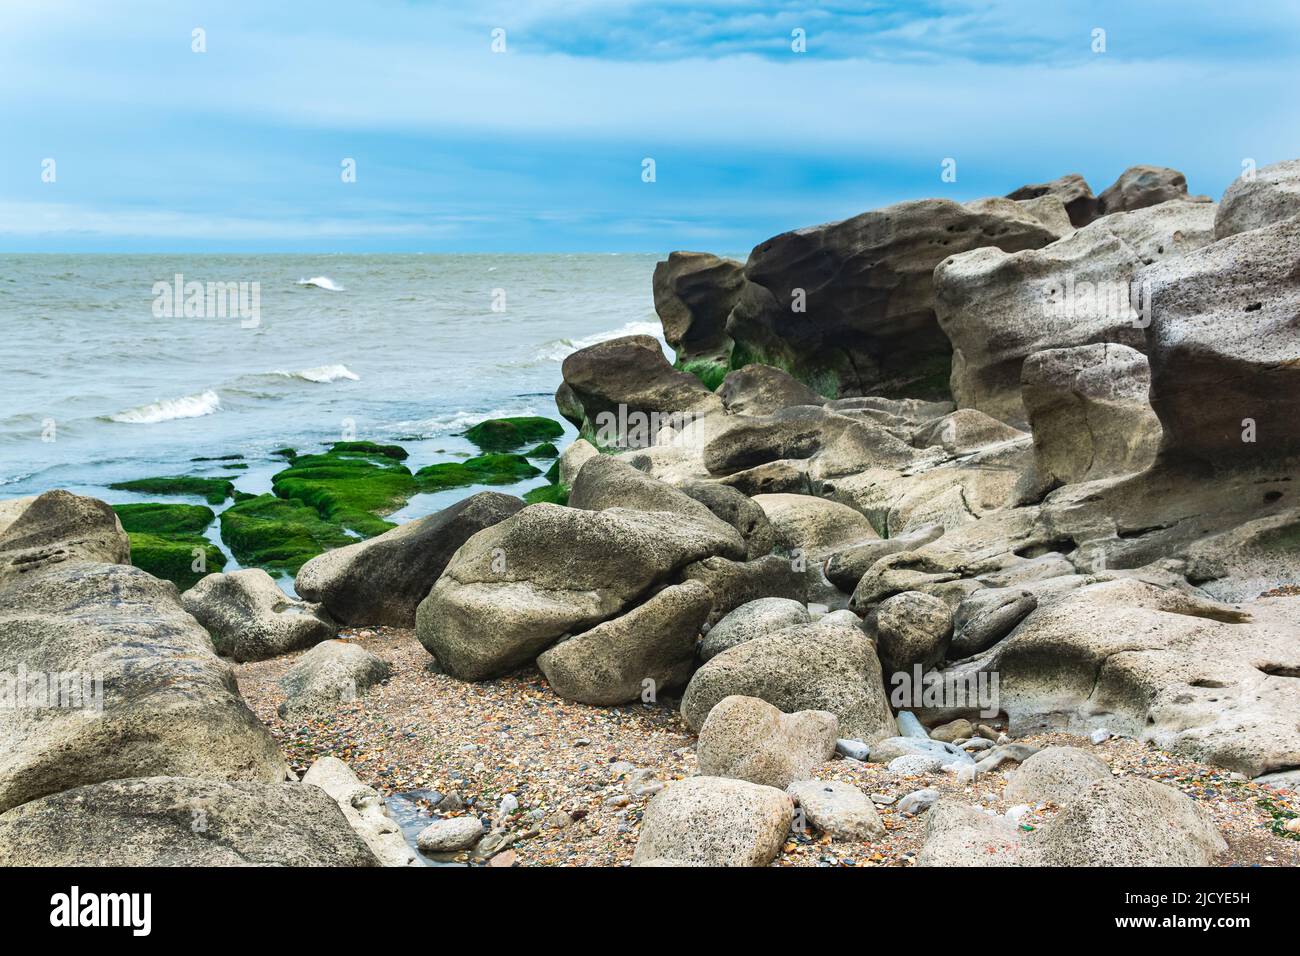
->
(296, 276, 345, 291)
(386, 406, 538, 438)
(273, 364, 360, 384)
(108, 389, 221, 424)
(532, 321, 664, 363)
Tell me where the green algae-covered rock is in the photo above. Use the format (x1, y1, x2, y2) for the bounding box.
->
(524, 442, 560, 458)
(108, 476, 235, 505)
(414, 453, 541, 491)
(219, 494, 358, 574)
(270, 444, 416, 538)
(523, 483, 569, 505)
(461, 416, 564, 453)
(127, 532, 227, 590)
(113, 502, 216, 536)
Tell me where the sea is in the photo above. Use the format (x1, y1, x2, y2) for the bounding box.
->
(0, 253, 674, 579)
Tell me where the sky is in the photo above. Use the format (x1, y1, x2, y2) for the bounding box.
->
(2, 0, 1299, 253)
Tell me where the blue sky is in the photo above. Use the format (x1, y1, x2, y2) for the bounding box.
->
(2, 0, 1299, 253)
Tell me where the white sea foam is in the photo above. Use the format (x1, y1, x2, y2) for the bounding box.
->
(296, 276, 345, 291)
(532, 321, 664, 363)
(109, 390, 221, 424)
(274, 364, 360, 383)
(388, 406, 538, 437)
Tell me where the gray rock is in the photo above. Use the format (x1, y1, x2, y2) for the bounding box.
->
(680, 553, 807, 627)
(1098, 164, 1199, 214)
(537, 581, 712, 706)
(558, 439, 599, 487)
(725, 196, 1057, 397)
(754, 493, 880, 561)
(836, 739, 871, 761)
(718, 364, 826, 416)
(0, 489, 129, 582)
(632, 776, 793, 867)
(888, 754, 943, 775)
(895, 710, 929, 740)
(676, 480, 777, 559)
(653, 251, 745, 362)
(295, 491, 523, 628)
(0, 776, 379, 866)
(1021, 343, 1161, 487)
(0, 559, 287, 815)
(416, 816, 485, 853)
(183, 568, 336, 662)
(896, 788, 941, 815)
(277, 640, 391, 718)
(975, 744, 1042, 774)
(1004, 747, 1111, 805)
(699, 597, 811, 661)
(871, 591, 953, 678)
(1215, 158, 1300, 238)
(303, 756, 418, 866)
(1007, 173, 1099, 227)
(1141, 213, 1300, 467)
(869, 736, 974, 767)
(949, 588, 1037, 658)
(697, 695, 838, 789)
(681, 619, 896, 742)
(824, 523, 945, 592)
(787, 779, 884, 840)
(416, 503, 743, 680)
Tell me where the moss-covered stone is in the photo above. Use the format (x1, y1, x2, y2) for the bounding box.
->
(190, 454, 245, 462)
(525, 442, 560, 458)
(270, 443, 415, 538)
(113, 502, 216, 536)
(523, 483, 570, 505)
(126, 532, 227, 590)
(676, 358, 729, 391)
(107, 476, 235, 505)
(462, 416, 564, 452)
(414, 454, 541, 491)
(219, 494, 357, 574)
(271, 447, 297, 460)
(329, 440, 408, 461)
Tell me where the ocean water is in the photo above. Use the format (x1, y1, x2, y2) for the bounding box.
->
(0, 254, 668, 571)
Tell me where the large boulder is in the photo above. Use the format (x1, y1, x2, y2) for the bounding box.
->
(277, 640, 391, 718)
(699, 597, 811, 661)
(568, 455, 745, 551)
(302, 756, 417, 866)
(416, 504, 742, 680)
(824, 523, 945, 592)
(871, 590, 954, 677)
(182, 568, 336, 662)
(680, 553, 808, 626)
(653, 251, 745, 362)
(753, 493, 879, 560)
(949, 587, 1037, 658)
(724, 198, 1058, 398)
(1184, 509, 1300, 603)
(1215, 159, 1300, 238)
(294, 492, 523, 627)
(631, 776, 793, 867)
(676, 480, 776, 559)
(0, 560, 288, 814)
(1006, 173, 1099, 227)
(1020, 343, 1161, 487)
(1140, 214, 1300, 467)
(536, 581, 712, 706)
(987, 578, 1300, 776)
(1097, 164, 1199, 214)
(1003, 746, 1112, 805)
(681, 619, 897, 742)
(559, 335, 723, 446)
(935, 200, 1217, 424)
(0, 776, 379, 866)
(717, 364, 826, 416)
(0, 489, 129, 581)
(1030, 776, 1226, 866)
(697, 695, 838, 789)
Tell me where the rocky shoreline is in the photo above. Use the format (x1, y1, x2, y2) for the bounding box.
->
(2, 159, 1299, 867)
